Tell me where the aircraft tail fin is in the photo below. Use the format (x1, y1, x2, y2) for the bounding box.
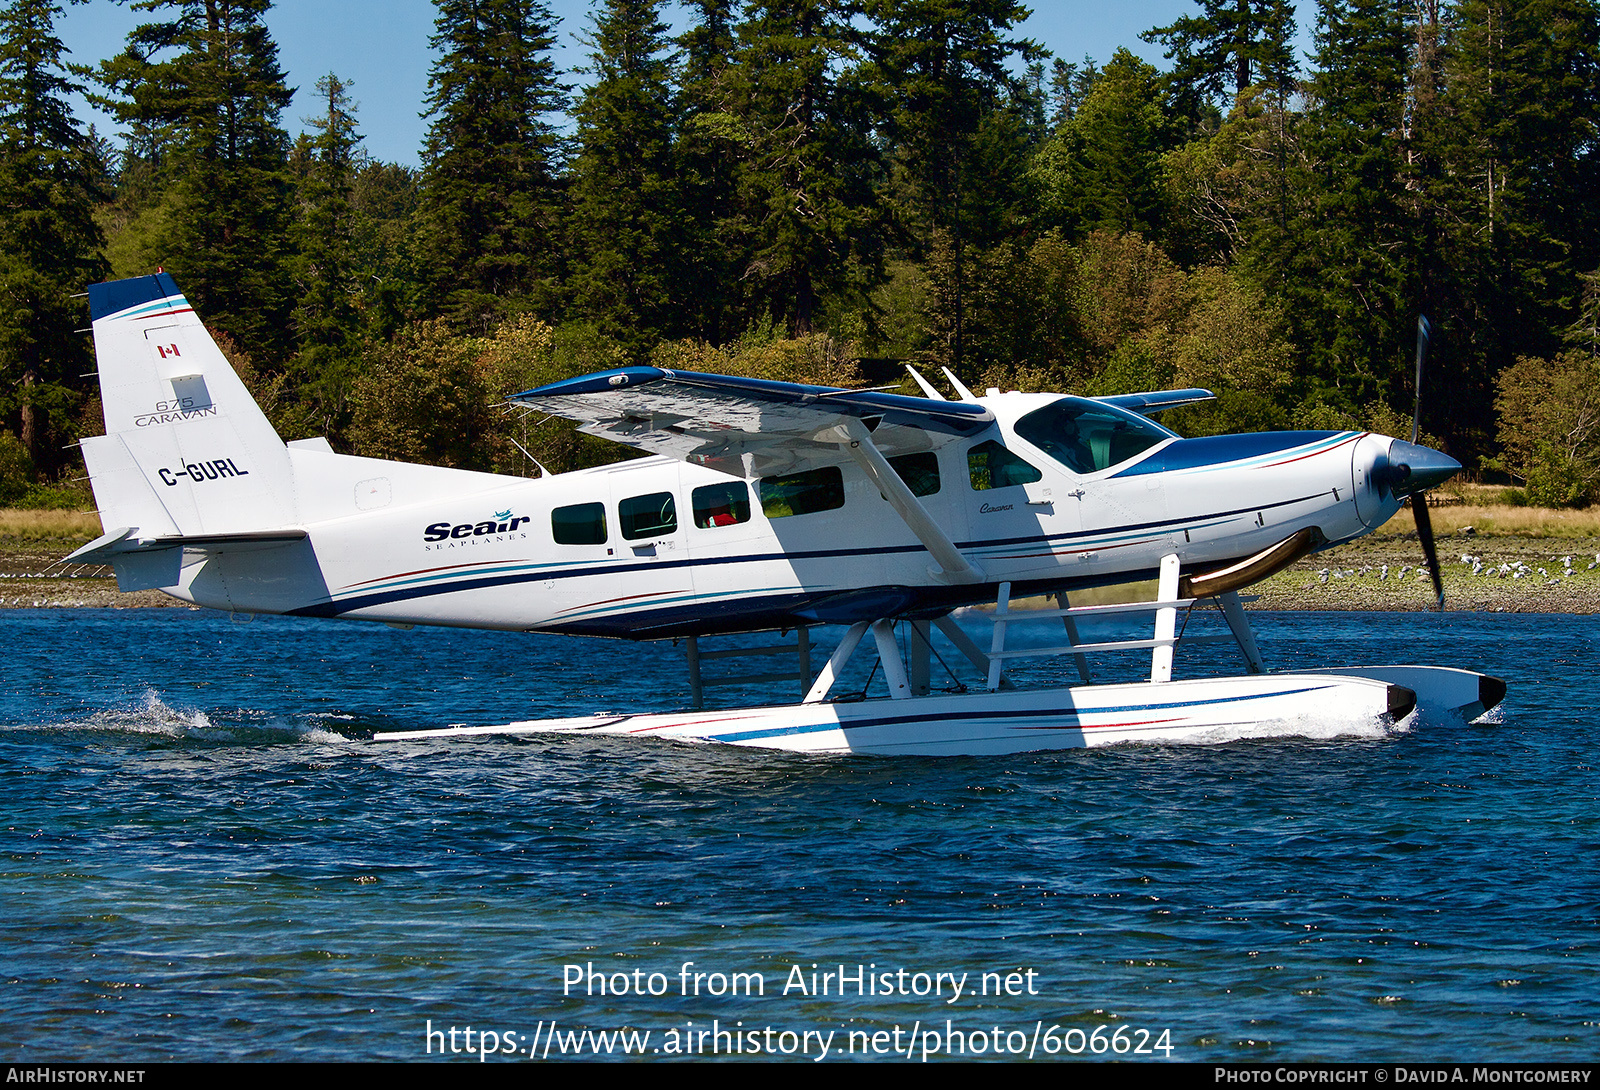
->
(81, 274, 297, 540)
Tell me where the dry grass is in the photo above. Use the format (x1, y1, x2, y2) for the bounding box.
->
(1371, 497, 1600, 538)
(0, 508, 102, 541)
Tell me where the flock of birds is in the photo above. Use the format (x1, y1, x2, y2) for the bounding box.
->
(1315, 553, 1600, 586)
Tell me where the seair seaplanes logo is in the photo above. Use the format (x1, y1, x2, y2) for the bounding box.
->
(423, 510, 532, 550)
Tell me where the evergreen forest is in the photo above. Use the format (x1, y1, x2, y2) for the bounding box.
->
(3, 0, 1599, 507)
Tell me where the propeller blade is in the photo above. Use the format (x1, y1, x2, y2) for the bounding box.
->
(1412, 493, 1445, 610)
(1412, 315, 1430, 446)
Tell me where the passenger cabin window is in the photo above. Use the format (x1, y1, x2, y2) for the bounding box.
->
(619, 491, 678, 540)
(693, 481, 751, 528)
(968, 440, 1042, 491)
(1014, 398, 1174, 474)
(759, 466, 845, 518)
(888, 451, 940, 497)
(551, 502, 607, 545)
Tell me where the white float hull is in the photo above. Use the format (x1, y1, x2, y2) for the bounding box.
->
(368, 667, 1505, 757)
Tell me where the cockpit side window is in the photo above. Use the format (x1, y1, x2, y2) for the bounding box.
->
(968, 440, 1042, 491)
(1014, 399, 1174, 474)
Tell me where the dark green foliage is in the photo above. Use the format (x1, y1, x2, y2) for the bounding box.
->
(1045, 55, 1099, 129)
(0, 0, 107, 471)
(672, 0, 743, 343)
(3, 0, 1596, 482)
(288, 72, 363, 435)
(1142, 0, 1298, 112)
(567, 0, 678, 360)
(1032, 49, 1181, 242)
(867, 0, 1038, 248)
(1268, 0, 1413, 421)
(1423, 0, 1600, 457)
(1489, 350, 1600, 506)
(728, 0, 888, 335)
(865, 0, 1038, 372)
(98, 0, 296, 362)
(416, 0, 566, 331)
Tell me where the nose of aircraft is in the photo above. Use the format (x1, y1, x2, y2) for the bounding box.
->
(1373, 439, 1461, 496)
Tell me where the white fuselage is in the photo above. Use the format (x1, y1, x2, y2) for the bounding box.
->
(154, 393, 1402, 638)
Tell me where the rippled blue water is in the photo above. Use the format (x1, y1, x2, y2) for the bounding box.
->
(2, 607, 1595, 1062)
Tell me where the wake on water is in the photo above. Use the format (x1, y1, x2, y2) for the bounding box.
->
(16, 689, 355, 745)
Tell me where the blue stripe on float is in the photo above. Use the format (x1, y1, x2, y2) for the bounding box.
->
(710, 685, 1335, 742)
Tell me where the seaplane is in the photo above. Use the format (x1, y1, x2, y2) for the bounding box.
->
(64, 272, 1504, 755)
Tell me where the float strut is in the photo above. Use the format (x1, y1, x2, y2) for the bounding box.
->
(1151, 554, 1180, 683)
(1055, 592, 1094, 684)
(908, 619, 932, 696)
(804, 621, 870, 704)
(1219, 590, 1264, 674)
(871, 619, 912, 699)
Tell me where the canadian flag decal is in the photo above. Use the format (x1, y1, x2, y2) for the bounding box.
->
(155, 343, 181, 358)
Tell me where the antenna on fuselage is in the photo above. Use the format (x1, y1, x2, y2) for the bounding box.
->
(508, 436, 550, 478)
(941, 367, 979, 402)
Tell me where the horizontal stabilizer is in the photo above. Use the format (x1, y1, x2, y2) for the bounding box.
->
(65, 527, 307, 566)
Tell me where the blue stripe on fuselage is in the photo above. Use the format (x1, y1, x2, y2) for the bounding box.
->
(1111, 432, 1347, 478)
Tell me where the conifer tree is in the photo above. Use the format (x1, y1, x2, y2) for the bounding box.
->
(673, 0, 742, 342)
(1032, 49, 1179, 241)
(1142, 0, 1298, 112)
(866, 0, 1035, 369)
(416, 0, 566, 331)
(1428, 0, 1600, 454)
(99, 0, 296, 362)
(567, 0, 677, 358)
(1278, 0, 1413, 416)
(728, 0, 891, 335)
(867, 0, 1036, 248)
(0, 0, 107, 469)
(289, 72, 363, 435)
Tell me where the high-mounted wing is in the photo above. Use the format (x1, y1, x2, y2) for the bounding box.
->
(510, 367, 995, 478)
(1094, 388, 1214, 415)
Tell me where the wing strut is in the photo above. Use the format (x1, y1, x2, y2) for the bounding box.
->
(834, 419, 983, 584)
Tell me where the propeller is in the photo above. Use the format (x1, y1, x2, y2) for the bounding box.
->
(1370, 316, 1453, 609)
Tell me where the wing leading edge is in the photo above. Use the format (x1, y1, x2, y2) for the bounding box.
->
(509, 367, 996, 477)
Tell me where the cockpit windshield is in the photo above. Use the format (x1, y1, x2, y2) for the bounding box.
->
(1013, 398, 1176, 474)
